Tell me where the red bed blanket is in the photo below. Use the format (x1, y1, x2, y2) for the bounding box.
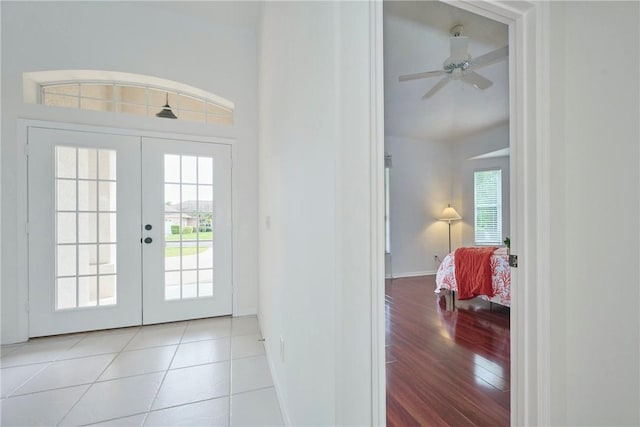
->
(454, 247, 497, 299)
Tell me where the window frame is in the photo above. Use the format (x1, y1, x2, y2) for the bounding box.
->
(473, 168, 503, 246)
(39, 80, 233, 125)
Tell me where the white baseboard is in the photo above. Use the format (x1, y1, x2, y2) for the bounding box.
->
(389, 270, 436, 278)
(1, 335, 28, 345)
(258, 320, 291, 426)
(233, 308, 258, 317)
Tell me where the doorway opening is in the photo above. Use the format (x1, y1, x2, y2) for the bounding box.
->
(383, 2, 512, 424)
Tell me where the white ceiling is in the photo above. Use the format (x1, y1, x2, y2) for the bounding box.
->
(384, 1, 509, 143)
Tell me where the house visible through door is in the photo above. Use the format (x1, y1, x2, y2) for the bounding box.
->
(27, 127, 232, 337)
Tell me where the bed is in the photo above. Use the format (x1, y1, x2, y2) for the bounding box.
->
(435, 247, 511, 307)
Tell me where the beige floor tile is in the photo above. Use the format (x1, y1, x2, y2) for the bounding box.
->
(14, 353, 115, 395)
(99, 346, 177, 381)
(61, 331, 137, 359)
(1, 363, 48, 398)
(182, 317, 231, 343)
(151, 362, 229, 410)
(231, 355, 273, 395)
(145, 396, 229, 426)
(231, 334, 265, 359)
(124, 325, 186, 351)
(61, 372, 164, 426)
(231, 316, 260, 336)
(230, 387, 283, 426)
(170, 338, 230, 369)
(0, 385, 88, 427)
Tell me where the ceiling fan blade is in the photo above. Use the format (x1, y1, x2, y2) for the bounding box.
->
(399, 69, 445, 82)
(422, 77, 450, 99)
(449, 36, 470, 62)
(469, 46, 508, 70)
(461, 71, 493, 90)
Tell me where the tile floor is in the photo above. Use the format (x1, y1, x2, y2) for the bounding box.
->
(0, 316, 284, 426)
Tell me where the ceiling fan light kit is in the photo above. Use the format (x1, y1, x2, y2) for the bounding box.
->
(399, 24, 507, 99)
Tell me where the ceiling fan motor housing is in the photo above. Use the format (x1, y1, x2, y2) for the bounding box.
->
(443, 34, 471, 73)
(443, 59, 470, 73)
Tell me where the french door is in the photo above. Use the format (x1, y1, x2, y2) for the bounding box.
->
(28, 127, 232, 337)
(141, 137, 232, 324)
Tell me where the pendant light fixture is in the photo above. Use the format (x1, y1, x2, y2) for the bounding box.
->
(156, 92, 178, 119)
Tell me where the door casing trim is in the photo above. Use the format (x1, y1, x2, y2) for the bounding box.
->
(369, 1, 551, 425)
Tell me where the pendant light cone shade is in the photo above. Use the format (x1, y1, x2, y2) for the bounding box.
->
(156, 92, 178, 119)
(440, 204, 462, 222)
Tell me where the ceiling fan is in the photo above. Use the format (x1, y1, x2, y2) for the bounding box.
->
(398, 25, 508, 99)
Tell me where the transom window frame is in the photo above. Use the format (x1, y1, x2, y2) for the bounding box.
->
(23, 70, 234, 125)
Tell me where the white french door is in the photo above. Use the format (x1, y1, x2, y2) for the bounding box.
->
(141, 137, 232, 324)
(28, 127, 232, 337)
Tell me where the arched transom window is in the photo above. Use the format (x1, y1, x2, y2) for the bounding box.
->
(24, 70, 234, 125)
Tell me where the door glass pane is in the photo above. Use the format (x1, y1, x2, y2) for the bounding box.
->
(198, 186, 213, 210)
(98, 182, 117, 211)
(78, 181, 97, 211)
(164, 155, 181, 183)
(163, 154, 216, 300)
(99, 244, 117, 274)
(78, 148, 97, 179)
(98, 275, 117, 305)
(182, 271, 198, 298)
(56, 147, 76, 178)
(198, 157, 212, 184)
(98, 150, 117, 180)
(57, 213, 76, 244)
(165, 242, 181, 269)
(57, 246, 76, 277)
(99, 213, 117, 242)
(57, 180, 76, 211)
(99, 276, 117, 306)
(78, 276, 98, 307)
(57, 278, 77, 310)
(181, 184, 197, 204)
(78, 213, 97, 243)
(199, 241, 213, 269)
(165, 184, 180, 206)
(199, 269, 213, 296)
(78, 245, 98, 275)
(165, 271, 181, 300)
(181, 156, 197, 184)
(54, 145, 118, 310)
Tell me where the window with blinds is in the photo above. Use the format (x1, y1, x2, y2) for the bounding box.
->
(474, 169, 502, 245)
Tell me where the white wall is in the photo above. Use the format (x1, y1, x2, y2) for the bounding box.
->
(258, 2, 372, 425)
(451, 123, 510, 248)
(549, 2, 639, 424)
(1, 2, 260, 343)
(385, 135, 451, 276)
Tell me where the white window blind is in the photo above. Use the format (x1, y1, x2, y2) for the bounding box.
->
(474, 169, 502, 245)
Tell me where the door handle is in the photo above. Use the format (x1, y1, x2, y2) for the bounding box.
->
(144, 237, 153, 244)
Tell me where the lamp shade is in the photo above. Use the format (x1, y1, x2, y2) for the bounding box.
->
(440, 204, 461, 222)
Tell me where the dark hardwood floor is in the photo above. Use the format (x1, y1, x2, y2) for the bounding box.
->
(385, 275, 510, 426)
